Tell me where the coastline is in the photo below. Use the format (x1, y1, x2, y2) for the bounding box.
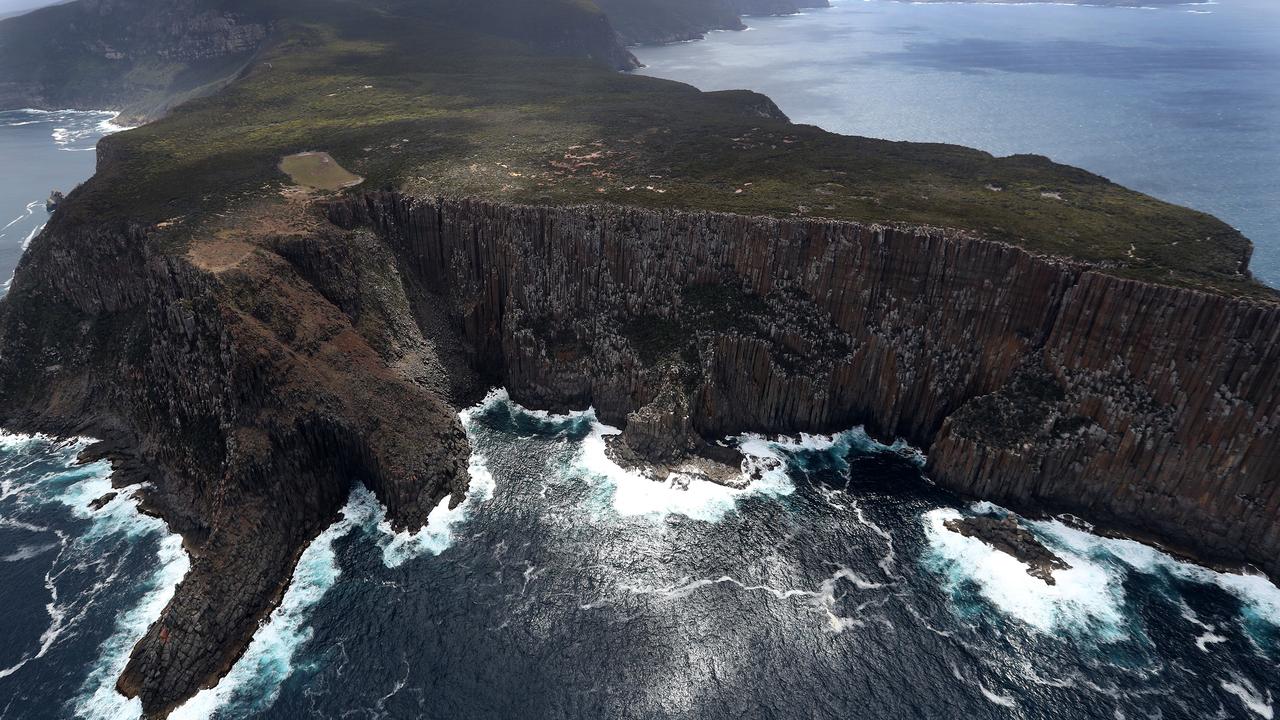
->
(630, 0, 1280, 289)
(0, 0, 1276, 713)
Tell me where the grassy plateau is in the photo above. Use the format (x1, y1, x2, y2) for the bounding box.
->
(64, 0, 1272, 299)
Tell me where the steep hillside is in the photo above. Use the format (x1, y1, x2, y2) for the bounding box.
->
(0, 0, 1274, 716)
(0, 0, 637, 121)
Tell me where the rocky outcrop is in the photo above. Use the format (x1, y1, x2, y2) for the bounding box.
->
(1, 186, 1276, 715)
(943, 515, 1072, 584)
(327, 192, 1280, 579)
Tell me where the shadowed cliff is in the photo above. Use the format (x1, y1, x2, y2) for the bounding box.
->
(0, 0, 1276, 715)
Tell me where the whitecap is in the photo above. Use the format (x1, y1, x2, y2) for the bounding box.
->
(1, 542, 59, 561)
(1195, 631, 1228, 652)
(0, 430, 44, 452)
(622, 565, 883, 632)
(476, 389, 915, 524)
(368, 393, 501, 567)
(1221, 677, 1274, 719)
(374, 452, 495, 567)
(925, 500, 1280, 648)
(978, 682, 1018, 708)
(1027, 517, 1280, 645)
(575, 420, 794, 522)
(922, 507, 1128, 639)
(22, 223, 44, 250)
(170, 491, 371, 720)
(74, 532, 188, 720)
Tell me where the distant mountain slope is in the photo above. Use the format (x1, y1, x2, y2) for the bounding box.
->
(0, 0, 271, 119)
(597, 0, 829, 44)
(0, 0, 637, 120)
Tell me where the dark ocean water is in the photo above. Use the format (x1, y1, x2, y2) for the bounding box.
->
(633, 0, 1280, 288)
(0, 435, 187, 719)
(1, 7, 1279, 716)
(0, 108, 121, 293)
(2, 393, 1276, 719)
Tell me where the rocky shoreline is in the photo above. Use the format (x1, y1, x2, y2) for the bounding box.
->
(2, 186, 1276, 717)
(0, 0, 1275, 716)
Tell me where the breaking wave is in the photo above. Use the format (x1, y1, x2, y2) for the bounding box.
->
(169, 491, 373, 720)
(0, 431, 190, 719)
(924, 501, 1280, 652)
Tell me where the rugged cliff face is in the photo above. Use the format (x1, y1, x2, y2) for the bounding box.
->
(1, 183, 1276, 715)
(0, 198, 472, 716)
(325, 192, 1280, 580)
(1, 0, 1276, 715)
(0, 0, 271, 120)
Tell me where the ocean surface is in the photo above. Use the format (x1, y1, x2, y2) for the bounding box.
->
(0, 392, 1277, 719)
(0, 109, 121, 293)
(1, 6, 1279, 718)
(633, 0, 1280, 287)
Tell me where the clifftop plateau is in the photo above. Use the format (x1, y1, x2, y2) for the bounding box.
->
(0, 0, 1276, 716)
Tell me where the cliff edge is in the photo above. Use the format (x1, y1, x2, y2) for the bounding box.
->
(0, 0, 1276, 716)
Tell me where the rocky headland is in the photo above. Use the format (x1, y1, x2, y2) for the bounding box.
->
(0, 0, 1276, 716)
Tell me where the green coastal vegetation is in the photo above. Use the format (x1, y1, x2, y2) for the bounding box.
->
(27, 0, 1271, 298)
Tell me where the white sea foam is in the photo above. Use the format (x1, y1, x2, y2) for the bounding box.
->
(1, 201, 39, 232)
(925, 501, 1280, 646)
(479, 388, 910, 524)
(622, 565, 883, 633)
(375, 453, 495, 568)
(0, 430, 44, 453)
(170, 491, 372, 720)
(1195, 631, 1227, 652)
(47, 451, 192, 719)
(978, 682, 1018, 708)
(1027, 516, 1280, 645)
(923, 507, 1128, 638)
(21, 222, 44, 250)
(48, 111, 124, 150)
(74, 532, 188, 720)
(0, 431, 191, 711)
(1221, 677, 1274, 719)
(1, 542, 59, 561)
(574, 421, 795, 522)
(371, 394, 501, 567)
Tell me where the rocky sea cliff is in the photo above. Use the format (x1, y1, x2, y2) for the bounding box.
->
(0, 0, 1275, 716)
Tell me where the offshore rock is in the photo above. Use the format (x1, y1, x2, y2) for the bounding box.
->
(943, 515, 1072, 584)
(88, 491, 118, 511)
(619, 365, 699, 463)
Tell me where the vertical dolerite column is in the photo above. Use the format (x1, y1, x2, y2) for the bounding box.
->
(329, 192, 1280, 579)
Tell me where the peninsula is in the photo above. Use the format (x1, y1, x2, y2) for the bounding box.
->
(0, 0, 1275, 716)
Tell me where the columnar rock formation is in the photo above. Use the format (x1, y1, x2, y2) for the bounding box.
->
(0, 189, 1275, 715)
(328, 192, 1280, 576)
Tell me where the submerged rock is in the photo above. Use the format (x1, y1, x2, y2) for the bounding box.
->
(944, 515, 1072, 585)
